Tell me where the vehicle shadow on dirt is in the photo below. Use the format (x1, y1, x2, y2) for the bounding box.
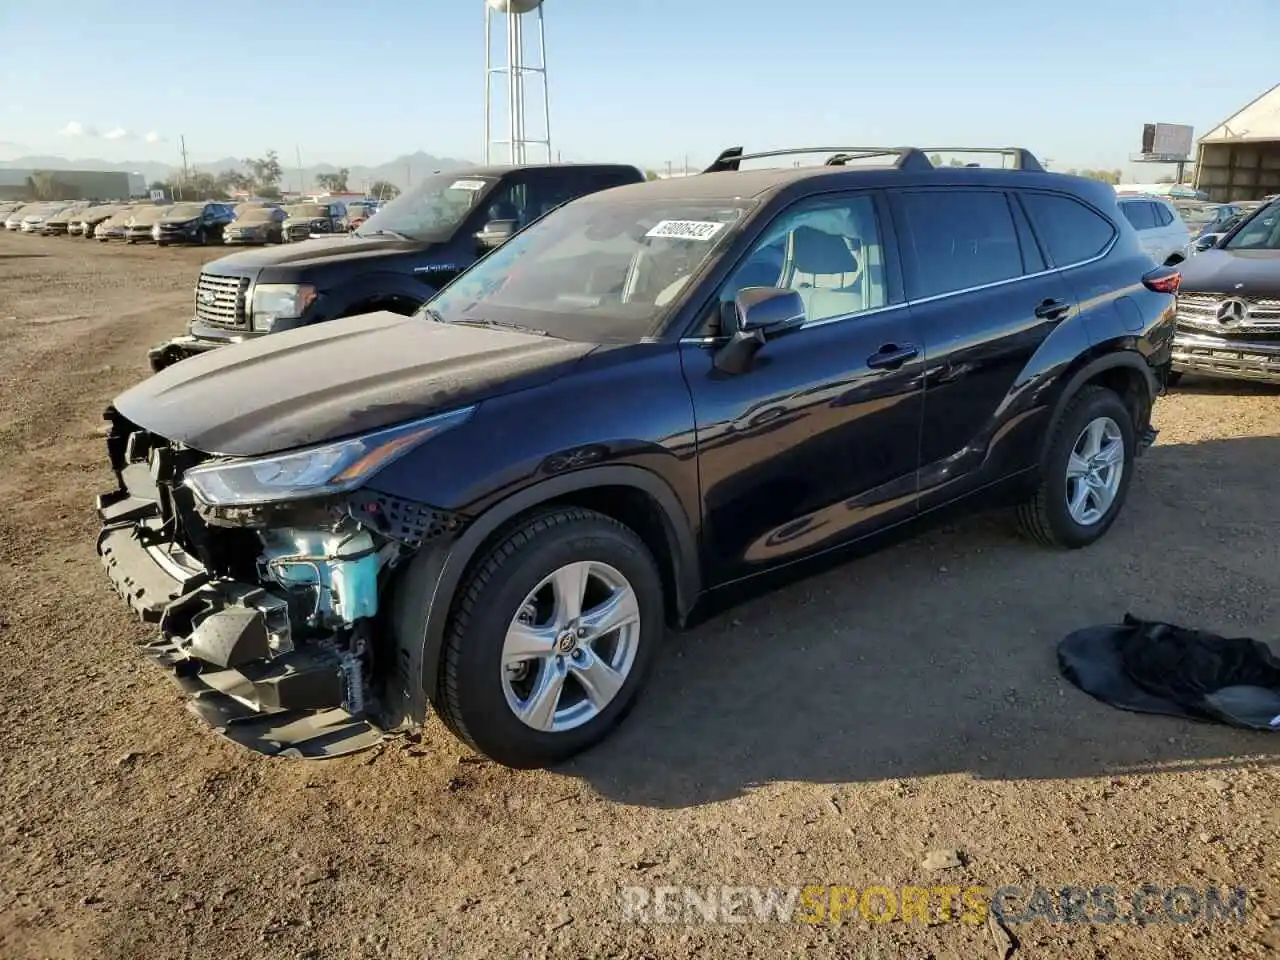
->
(564, 434, 1280, 808)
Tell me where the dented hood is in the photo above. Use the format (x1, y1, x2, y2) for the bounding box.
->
(114, 311, 595, 457)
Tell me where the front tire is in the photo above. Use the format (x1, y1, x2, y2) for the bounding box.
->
(1017, 385, 1135, 549)
(434, 507, 664, 768)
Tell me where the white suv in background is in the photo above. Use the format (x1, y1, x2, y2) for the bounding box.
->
(1115, 193, 1192, 264)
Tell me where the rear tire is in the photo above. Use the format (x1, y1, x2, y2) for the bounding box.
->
(432, 507, 664, 768)
(1017, 385, 1135, 549)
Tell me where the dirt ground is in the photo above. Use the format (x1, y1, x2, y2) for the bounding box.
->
(0, 230, 1277, 960)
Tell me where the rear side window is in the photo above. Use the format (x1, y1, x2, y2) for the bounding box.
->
(1021, 193, 1117, 266)
(898, 190, 1023, 299)
(1154, 203, 1174, 227)
(1120, 201, 1158, 231)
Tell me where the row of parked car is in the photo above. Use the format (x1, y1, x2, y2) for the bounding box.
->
(0, 197, 381, 246)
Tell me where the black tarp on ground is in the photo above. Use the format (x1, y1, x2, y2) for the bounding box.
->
(1059, 614, 1280, 731)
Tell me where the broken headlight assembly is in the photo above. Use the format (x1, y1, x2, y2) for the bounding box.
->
(250, 282, 318, 331)
(183, 406, 475, 507)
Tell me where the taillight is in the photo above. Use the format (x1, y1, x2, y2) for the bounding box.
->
(1143, 268, 1181, 294)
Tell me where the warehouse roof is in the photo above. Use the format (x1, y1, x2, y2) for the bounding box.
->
(1201, 83, 1280, 143)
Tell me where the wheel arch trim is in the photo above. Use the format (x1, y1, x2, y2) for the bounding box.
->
(390, 464, 701, 722)
(1040, 350, 1154, 451)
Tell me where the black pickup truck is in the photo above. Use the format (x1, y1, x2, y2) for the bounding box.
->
(148, 163, 645, 371)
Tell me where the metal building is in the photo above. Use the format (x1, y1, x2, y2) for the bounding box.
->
(1195, 83, 1280, 202)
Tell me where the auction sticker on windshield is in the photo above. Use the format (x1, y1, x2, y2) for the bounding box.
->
(645, 220, 726, 241)
(451, 179, 488, 191)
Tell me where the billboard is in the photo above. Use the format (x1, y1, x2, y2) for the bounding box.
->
(1141, 123, 1195, 160)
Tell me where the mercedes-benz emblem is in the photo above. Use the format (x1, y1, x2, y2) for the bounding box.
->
(1216, 298, 1248, 326)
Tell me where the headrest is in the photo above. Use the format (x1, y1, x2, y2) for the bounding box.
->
(488, 200, 519, 221)
(791, 226, 859, 275)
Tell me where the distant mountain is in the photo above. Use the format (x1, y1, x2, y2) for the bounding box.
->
(0, 150, 476, 192)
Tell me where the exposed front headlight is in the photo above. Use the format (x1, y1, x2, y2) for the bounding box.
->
(183, 408, 475, 506)
(251, 282, 318, 331)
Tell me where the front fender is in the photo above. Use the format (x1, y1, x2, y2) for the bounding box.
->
(386, 464, 701, 724)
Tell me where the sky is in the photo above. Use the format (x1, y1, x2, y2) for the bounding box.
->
(2, 0, 1278, 177)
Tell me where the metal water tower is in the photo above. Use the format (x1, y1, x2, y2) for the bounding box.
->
(484, 0, 552, 164)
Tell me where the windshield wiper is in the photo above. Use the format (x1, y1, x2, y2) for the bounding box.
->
(451, 317, 549, 337)
(355, 228, 412, 240)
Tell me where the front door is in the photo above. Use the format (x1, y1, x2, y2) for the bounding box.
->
(680, 191, 925, 587)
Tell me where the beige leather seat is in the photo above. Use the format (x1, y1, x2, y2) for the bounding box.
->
(780, 226, 864, 321)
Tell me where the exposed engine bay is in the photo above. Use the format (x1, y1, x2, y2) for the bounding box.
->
(95, 407, 465, 758)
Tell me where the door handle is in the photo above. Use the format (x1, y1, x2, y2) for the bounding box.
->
(866, 343, 919, 370)
(1035, 298, 1070, 320)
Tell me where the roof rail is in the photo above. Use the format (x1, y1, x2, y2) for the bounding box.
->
(918, 147, 1045, 172)
(703, 145, 1045, 175)
(702, 146, 934, 174)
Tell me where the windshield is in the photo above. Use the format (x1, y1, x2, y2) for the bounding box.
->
(237, 206, 279, 223)
(356, 172, 494, 240)
(130, 206, 170, 225)
(1177, 204, 1217, 226)
(166, 203, 206, 219)
(1224, 202, 1280, 250)
(425, 197, 752, 341)
(286, 203, 326, 219)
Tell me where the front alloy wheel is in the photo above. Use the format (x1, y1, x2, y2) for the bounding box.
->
(501, 561, 641, 732)
(428, 506, 664, 768)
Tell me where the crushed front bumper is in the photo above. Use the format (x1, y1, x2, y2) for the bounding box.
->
(95, 418, 385, 759)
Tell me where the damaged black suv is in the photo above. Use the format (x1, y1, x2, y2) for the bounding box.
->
(96, 145, 1177, 768)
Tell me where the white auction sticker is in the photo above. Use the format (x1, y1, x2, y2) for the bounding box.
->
(644, 219, 726, 241)
(450, 179, 488, 191)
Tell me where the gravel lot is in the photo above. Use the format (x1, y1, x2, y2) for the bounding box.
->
(1, 230, 1277, 960)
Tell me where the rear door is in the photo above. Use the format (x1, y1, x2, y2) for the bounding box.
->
(892, 187, 1077, 509)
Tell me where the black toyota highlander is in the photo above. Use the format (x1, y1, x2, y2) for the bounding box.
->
(1170, 197, 1280, 384)
(96, 145, 1177, 769)
(146, 163, 646, 371)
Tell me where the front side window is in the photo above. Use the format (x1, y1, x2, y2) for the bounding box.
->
(717, 193, 889, 325)
(425, 196, 752, 341)
(898, 190, 1023, 299)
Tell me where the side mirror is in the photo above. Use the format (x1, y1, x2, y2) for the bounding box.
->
(476, 219, 518, 250)
(1195, 233, 1222, 252)
(713, 287, 806, 374)
(734, 286, 807, 337)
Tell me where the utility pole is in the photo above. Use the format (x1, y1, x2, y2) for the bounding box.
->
(178, 135, 190, 200)
(296, 145, 305, 196)
(666, 160, 673, 177)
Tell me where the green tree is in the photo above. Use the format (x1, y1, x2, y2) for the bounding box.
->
(644, 168, 660, 180)
(245, 150, 283, 193)
(316, 168, 350, 193)
(368, 180, 401, 200)
(215, 169, 254, 195)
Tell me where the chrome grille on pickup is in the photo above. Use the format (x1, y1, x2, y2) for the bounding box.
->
(1176, 293, 1280, 332)
(194, 273, 249, 328)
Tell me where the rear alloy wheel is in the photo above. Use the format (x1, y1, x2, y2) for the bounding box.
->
(1017, 385, 1135, 548)
(434, 507, 663, 768)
